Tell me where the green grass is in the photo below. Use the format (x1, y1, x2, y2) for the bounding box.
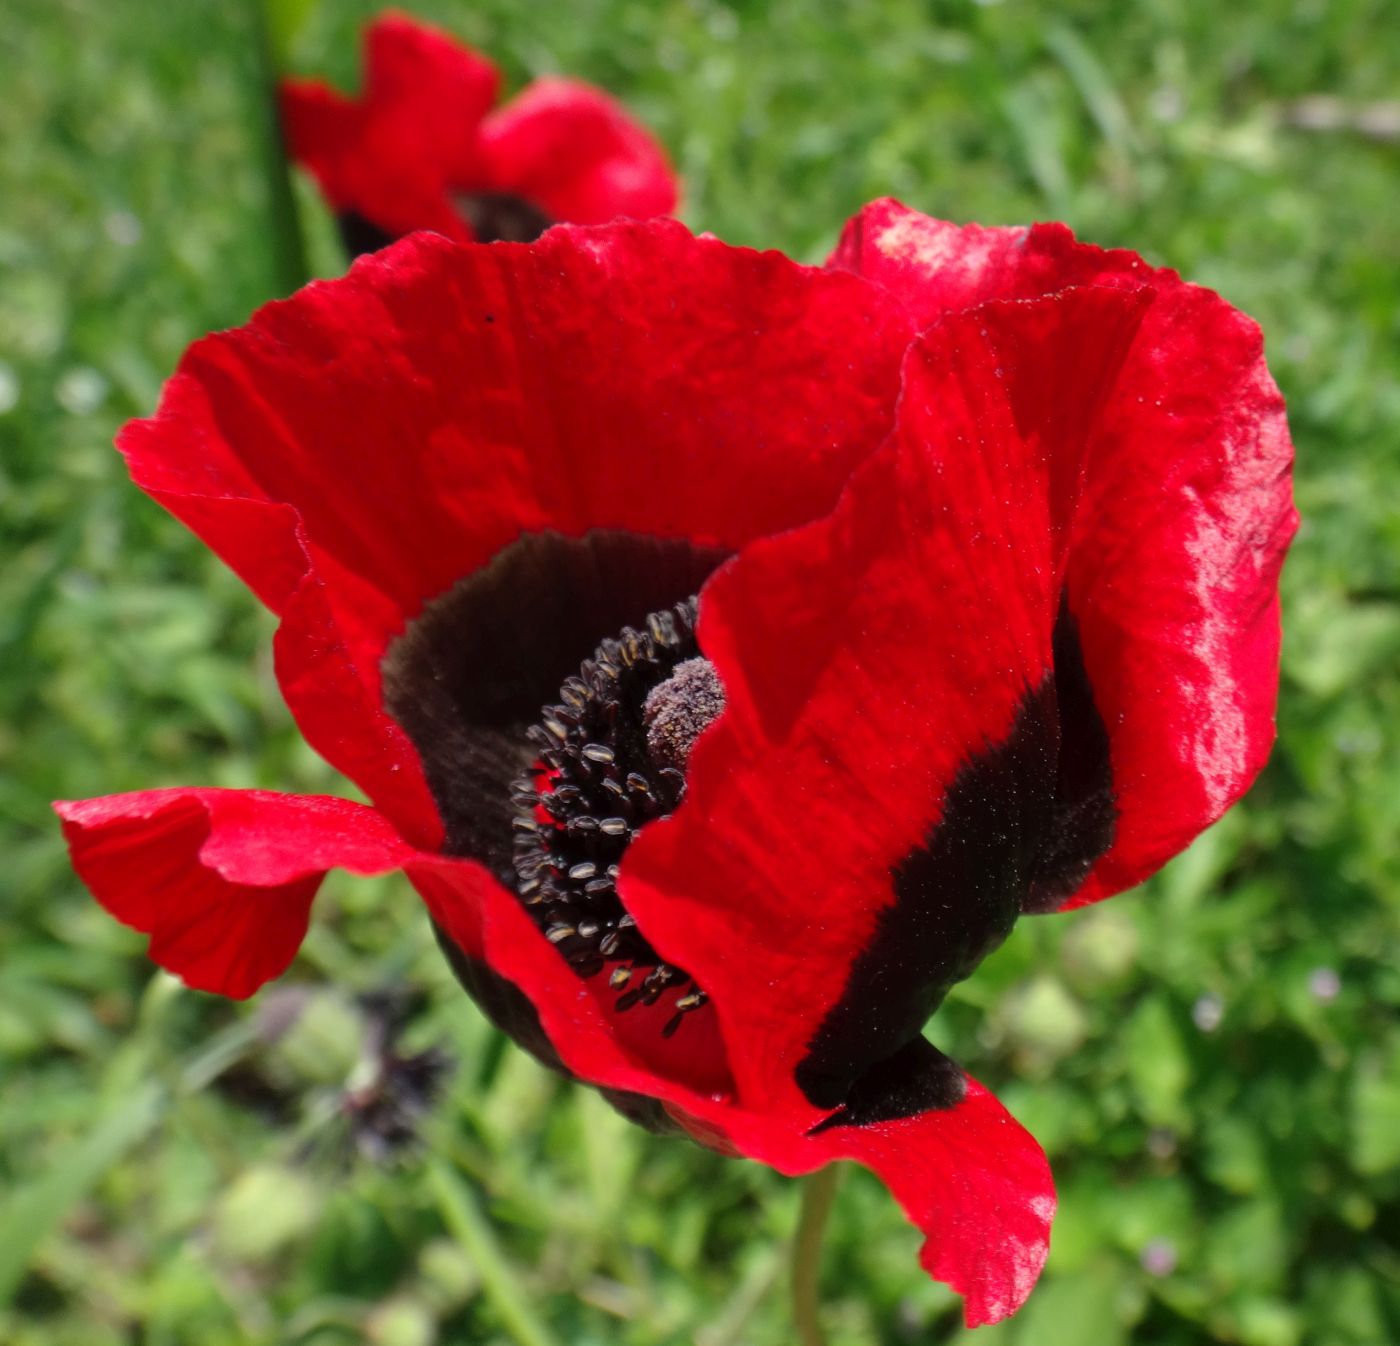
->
(3, 0, 1399, 1342)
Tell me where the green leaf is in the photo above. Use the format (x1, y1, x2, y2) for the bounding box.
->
(1045, 24, 1140, 159)
(214, 1164, 324, 1262)
(1288, 600, 1400, 699)
(427, 1161, 562, 1346)
(1011, 1263, 1130, 1346)
(1350, 1052, 1400, 1175)
(0, 1080, 164, 1305)
(1123, 998, 1191, 1127)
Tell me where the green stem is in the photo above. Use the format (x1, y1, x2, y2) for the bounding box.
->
(248, 0, 309, 294)
(792, 1165, 842, 1346)
(427, 1160, 562, 1346)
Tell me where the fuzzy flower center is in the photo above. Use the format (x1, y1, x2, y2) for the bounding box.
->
(510, 597, 724, 1037)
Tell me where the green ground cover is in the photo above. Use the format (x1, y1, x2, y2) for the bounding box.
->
(3, 1, 1398, 1342)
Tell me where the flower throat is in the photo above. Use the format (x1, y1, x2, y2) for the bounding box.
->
(510, 597, 722, 1037)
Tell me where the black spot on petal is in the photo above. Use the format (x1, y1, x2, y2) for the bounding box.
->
(794, 598, 1115, 1117)
(807, 1037, 965, 1134)
(1024, 600, 1117, 912)
(431, 922, 681, 1136)
(795, 672, 1058, 1112)
(432, 921, 566, 1074)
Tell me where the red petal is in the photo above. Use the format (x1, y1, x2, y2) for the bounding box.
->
(450, 865, 1052, 1323)
(478, 77, 678, 224)
(58, 780, 1049, 1319)
(624, 287, 1148, 1118)
(280, 12, 500, 242)
(55, 790, 417, 998)
(831, 200, 1297, 904)
(119, 223, 912, 836)
(271, 570, 443, 848)
(808, 1073, 1054, 1327)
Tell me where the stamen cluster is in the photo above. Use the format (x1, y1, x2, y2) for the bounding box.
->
(511, 598, 708, 1037)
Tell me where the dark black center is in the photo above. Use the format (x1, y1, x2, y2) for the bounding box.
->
(383, 532, 730, 1047)
(511, 597, 722, 1037)
(336, 192, 553, 261)
(453, 191, 554, 243)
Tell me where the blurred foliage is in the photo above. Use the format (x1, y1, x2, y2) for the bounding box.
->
(3, 0, 1399, 1342)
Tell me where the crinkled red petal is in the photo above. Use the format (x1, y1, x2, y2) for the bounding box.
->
(280, 12, 500, 242)
(830, 199, 1298, 905)
(625, 287, 1148, 1119)
(444, 863, 1053, 1325)
(55, 776, 1052, 1319)
(812, 1079, 1054, 1327)
(478, 77, 678, 224)
(118, 222, 913, 839)
(54, 790, 418, 998)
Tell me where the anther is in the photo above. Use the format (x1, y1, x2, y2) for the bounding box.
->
(510, 596, 709, 1035)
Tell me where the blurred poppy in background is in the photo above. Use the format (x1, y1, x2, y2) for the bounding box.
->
(55, 201, 1294, 1324)
(280, 10, 679, 256)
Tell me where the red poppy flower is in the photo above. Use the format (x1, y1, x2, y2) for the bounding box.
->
(55, 202, 1295, 1325)
(280, 11, 679, 255)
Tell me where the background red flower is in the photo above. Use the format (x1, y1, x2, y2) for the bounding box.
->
(280, 11, 678, 253)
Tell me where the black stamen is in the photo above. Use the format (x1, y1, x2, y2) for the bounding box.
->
(511, 597, 721, 1036)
